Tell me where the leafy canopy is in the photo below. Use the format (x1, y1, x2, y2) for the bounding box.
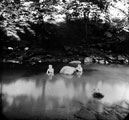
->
(0, 0, 129, 42)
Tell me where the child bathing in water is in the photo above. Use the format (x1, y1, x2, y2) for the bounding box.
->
(46, 64, 54, 76)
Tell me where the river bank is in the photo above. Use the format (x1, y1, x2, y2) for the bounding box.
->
(1, 46, 129, 66)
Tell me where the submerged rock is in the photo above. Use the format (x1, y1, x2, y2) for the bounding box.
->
(75, 107, 96, 120)
(84, 57, 93, 64)
(93, 92, 104, 99)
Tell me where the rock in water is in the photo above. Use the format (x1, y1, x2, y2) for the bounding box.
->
(60, 66, 76, 75)
(69, 60, 81, 64)
(93, 92, 104, 99)
(84, 57, 93, 64)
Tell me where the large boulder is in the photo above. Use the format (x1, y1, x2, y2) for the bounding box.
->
(84, 57, 93, 64)
(69, 60, 81, 64)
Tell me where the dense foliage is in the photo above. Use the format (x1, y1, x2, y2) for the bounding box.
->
(0, 0, 129, 64)
(0, 0, 128, 41)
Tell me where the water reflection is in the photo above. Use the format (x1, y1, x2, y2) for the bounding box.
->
(47, 74, 54, 80)
(2, 64, 129, 118)
(2, 78, 43, 107)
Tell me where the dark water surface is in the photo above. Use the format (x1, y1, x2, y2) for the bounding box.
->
(1, 64, 129, 120)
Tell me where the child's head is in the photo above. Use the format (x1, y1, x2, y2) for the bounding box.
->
(49, 64, 52, 68)
(77, 64, 81, 67)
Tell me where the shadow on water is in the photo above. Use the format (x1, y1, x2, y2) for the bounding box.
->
(1, 63, 129, 120)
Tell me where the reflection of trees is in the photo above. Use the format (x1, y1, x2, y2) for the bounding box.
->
(45, 74, 129, 109)
(85, 80, 129, 107)
(44, 76, 88, 107)
(2, 72, 129, 117)
(2, 79, 43, 106)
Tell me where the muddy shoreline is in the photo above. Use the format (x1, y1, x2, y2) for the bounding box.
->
(1, 49, 129, 66)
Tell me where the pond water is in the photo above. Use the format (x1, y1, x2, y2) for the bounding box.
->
(1, 64, 129, 120)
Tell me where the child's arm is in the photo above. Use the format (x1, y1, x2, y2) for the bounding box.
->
(46, 69, 49, 74)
